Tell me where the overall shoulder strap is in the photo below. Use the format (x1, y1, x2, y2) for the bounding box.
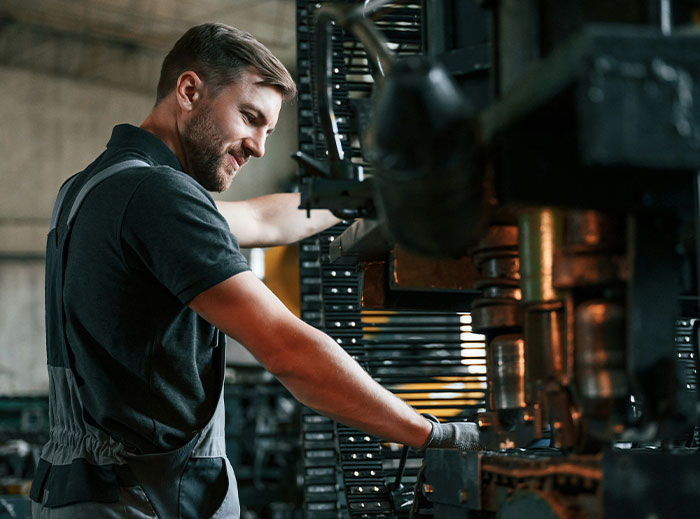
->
(49, 175, 79, 233)
(66, 159, 150, 229)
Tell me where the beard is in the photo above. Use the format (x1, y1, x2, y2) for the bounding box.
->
(181, 104, 234, 192)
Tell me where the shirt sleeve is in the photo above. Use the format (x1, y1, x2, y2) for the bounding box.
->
(121, 168, 250, 304)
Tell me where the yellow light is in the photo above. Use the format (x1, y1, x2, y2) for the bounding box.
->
(460, 348, 486, 358)
(460, 331, 486, 342)
(403, 399, 483, 407)
(362, 315, 392, 324)
(460, 363, 488, 374)
(362, 311, 487, 418)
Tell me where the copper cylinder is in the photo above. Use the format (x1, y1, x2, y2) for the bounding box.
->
(575, 300, 627, 400)
(518, 208, 564, 303)
(524, 303, 568, 390)
(553, 210, 624, 289)
(488, 334, 527, 410)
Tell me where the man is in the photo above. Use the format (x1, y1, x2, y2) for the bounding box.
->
(31, 23, 480, 519)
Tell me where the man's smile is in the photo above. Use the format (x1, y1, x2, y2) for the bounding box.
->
(227, 151, 243, 171)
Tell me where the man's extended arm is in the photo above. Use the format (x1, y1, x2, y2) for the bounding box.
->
(190, 271, 433, 448)
(216, 193, 340, 248)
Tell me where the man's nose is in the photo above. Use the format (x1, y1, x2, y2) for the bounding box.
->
(244, 132, 266, 158)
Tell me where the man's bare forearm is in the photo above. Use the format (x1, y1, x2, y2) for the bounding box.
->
(271, 321, 432, 448)
(216, 193, 340, 248)
(190, 272, 432, 448)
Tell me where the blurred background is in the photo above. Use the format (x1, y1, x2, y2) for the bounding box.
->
(0, 0, 301, 394)
(0, 2, 304, 517)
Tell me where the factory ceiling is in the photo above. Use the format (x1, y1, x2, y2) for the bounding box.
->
(0, 0, 297, 95)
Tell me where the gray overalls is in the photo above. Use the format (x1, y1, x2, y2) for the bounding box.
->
(30, 160, 240, 518)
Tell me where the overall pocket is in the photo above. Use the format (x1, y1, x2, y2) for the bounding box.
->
(179, 456, 238, 519)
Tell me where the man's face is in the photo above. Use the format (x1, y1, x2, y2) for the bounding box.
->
(181, 69, 283, 192)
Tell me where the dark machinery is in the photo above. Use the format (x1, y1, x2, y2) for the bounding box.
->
(296, 3, 487, 518)
(296, 1, 700, 518)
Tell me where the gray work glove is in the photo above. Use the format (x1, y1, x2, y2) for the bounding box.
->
(420, 419, 483, 451)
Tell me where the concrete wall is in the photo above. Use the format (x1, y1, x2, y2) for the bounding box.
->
(0, 65, 298, 394)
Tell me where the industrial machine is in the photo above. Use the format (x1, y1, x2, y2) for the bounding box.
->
(295, 1, 700, 517)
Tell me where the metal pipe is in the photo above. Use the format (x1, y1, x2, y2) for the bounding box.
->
(518, 208, 564, 303)
(660, 0, 672, 35)
(488, 335, 526, 410)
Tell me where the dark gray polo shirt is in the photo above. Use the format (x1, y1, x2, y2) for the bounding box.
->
(58, 124, 249, 454)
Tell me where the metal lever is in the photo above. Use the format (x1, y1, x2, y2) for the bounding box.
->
(392, 444, 410, 490)
(388, 444, 413, 512)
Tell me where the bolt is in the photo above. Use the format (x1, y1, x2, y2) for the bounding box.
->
(499, 439, 515, 450)
(477, 415, 493, 428)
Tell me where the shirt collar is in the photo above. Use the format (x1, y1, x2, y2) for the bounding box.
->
(106, 124, 183, 172)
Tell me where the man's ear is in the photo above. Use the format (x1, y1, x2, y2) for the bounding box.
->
(175, 71, 204, 112)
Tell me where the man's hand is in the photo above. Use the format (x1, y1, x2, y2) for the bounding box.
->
(421, 420, 483, 451)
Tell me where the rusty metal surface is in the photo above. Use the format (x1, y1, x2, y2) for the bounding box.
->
(563, 210, 622, 253)
(575, 300, 627, 400)
(361, 261, 387, 309)
(553, 253, 625, 288)
(390, 247, 480, 292)
(474, 224, 519, 252)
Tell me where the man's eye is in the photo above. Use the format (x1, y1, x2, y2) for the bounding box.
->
(243, 112, 255, 123)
